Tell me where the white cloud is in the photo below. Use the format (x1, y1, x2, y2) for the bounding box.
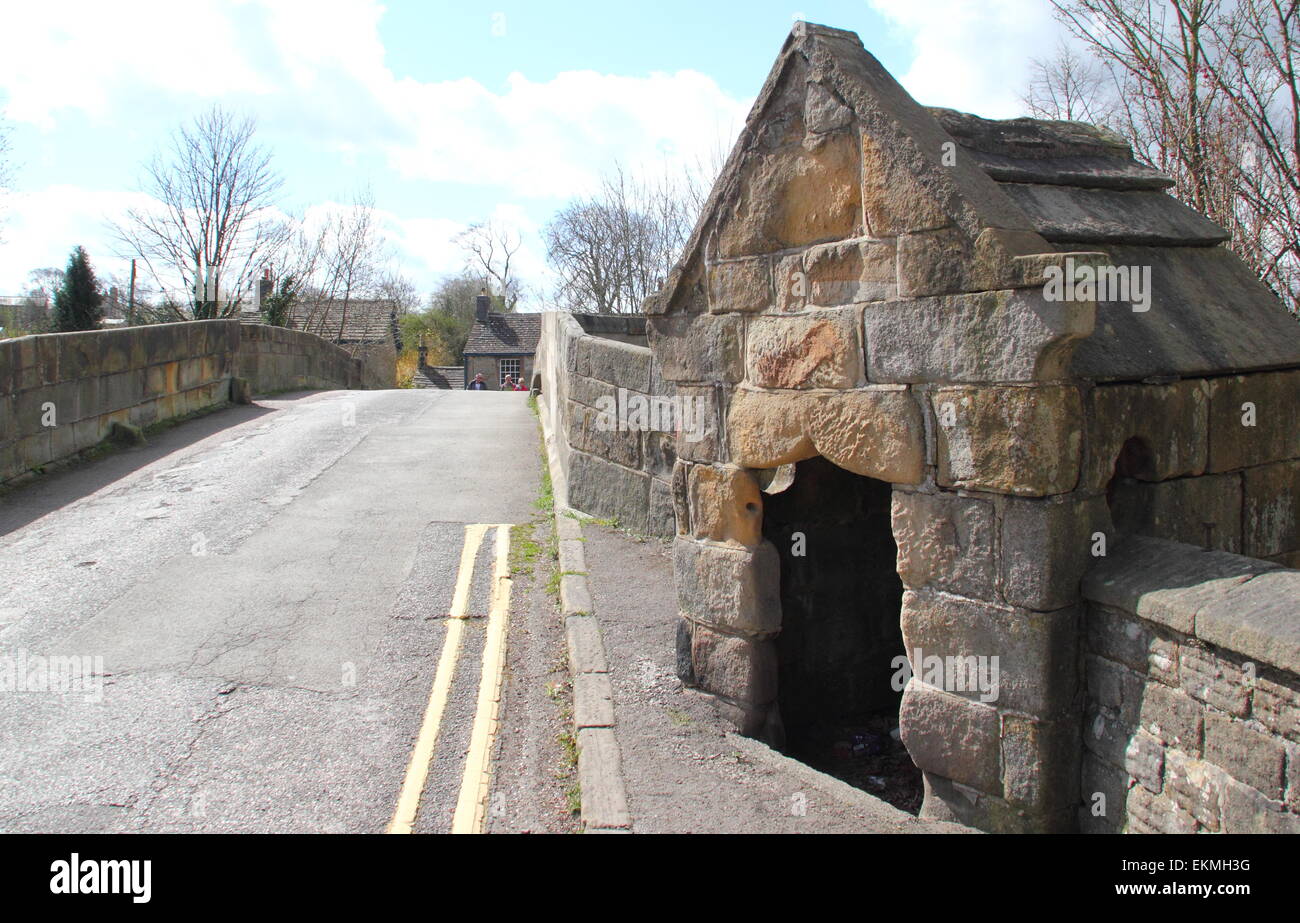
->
(866, 0, 1065, 118)
(0, 0, 748, 295)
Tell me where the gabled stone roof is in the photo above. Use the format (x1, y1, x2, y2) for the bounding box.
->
(287, 299, 401, 348)
(464, 312, 541, 356)
(655, 21, 1300, 382)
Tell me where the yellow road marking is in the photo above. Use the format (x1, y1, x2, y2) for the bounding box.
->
(451, 524, 513, 834)
(386, 523, 489, 835)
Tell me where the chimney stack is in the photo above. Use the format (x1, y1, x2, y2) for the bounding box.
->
(475, 288, 490, 324)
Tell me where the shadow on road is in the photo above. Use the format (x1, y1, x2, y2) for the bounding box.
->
(0, 400, 284, 536)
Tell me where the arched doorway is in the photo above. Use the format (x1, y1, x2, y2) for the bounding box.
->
(760, 455, 921, 813)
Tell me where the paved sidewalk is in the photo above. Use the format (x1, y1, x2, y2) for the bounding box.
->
(581, 524, 971, 834)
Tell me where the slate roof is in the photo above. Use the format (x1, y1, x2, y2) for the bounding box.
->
(413, 366, 464, 389)
(286, 299, 401, 348)
(463, 312, 542, 356)
(663, 21, 1300, 384)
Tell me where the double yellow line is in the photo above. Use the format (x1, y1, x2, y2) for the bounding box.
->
(387, 523, 514, 835)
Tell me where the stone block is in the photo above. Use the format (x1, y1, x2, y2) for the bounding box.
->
(1000, 493, 1111, 611)
(568, 400, 642, 470)
(901, 589, 1078, 717)
(670, 384, 724, 463)
(932, 384, 1083, 496)
(646, 313, 744, 385)
(727, 387, 816, 469)
(1204, 712, 1285, 798)
(896, 227, 972, 298)
(647, 477, 675, 538)
(1086, 655, 1146, 725)
(674, 538, 781, 636)
(1082, 534, 1276, 635)
(1110, 472, 1243, 553)
(566, 451, 649, 534)
(746, 307, 862, 390)
(1253, 675, 1300, 742)
(1082, 704, 1138, 769)
(573, 673, 615, 728)
(1207, 370, 1300, 471)
(1081, 751, 1130, 829)
(564, 374, 613, 410)
(859, 132, 949, 237)
(802, 237, 895, 305)
(1220, 775, 1300, 833)
(1244, 460, 1300, 559)
(1125, 783, 1197, 834)
(1179, 646, 1250, 717)
(686, 464, 762, 547)
(1123, 730, 1165, 793)
(891, 490, 996, 599)
(570, 335, 652, 393)
(899, 680, 1002, 794)
(1082, 380, 1208, 489)
(1196, 569, 1300, 675)
(688, 622, 778, 706)
(806, 387, 925, 484)
(716, 129, 862, 258)
(1137, 682, 1203, 755)
(864, 288, 1092, 384)
(707, 257, 771, 314)
(1163, 750, 1226, 830)
(1001, 715, 1079, 813)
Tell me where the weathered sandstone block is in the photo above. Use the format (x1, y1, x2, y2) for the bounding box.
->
(864, 288, 1092, 384)
(891, 490, 996, 599)
(899, 679, 1002, 794)
(746, 307, 862, 389)
(674, 538, 781, 636)
(1207, 370, 1300, 471)
(932, 384, 1083, 496)
(686, 464, 763, 547)
(1083, 379, 1208, 488)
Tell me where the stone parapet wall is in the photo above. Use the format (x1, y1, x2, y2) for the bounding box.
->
(1080, 535, 1300, 833)
(535, 311, 674, 536)
(236, 323, 369, 395)
(0, 321, 237, 484)
(1, 320, 385, 486)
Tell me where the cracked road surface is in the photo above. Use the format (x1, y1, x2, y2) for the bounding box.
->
(0, 389, 539, 832)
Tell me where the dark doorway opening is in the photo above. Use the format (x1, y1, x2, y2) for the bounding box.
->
(1105, 435, 1156, 536)
(761, 455, 921, 814)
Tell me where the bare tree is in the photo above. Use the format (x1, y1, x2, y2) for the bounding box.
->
(1023, 40, 1119, 123)
(113, 106, 288, 319)
(0, 116, 13, 245)
(314, 188, 386, 340)
(456, 220, 521, 310)
(545, 159, 715, 314)
(1049, 0, 1299, 312)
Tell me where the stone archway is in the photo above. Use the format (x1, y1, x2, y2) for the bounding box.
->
(761, 454, 922, 813)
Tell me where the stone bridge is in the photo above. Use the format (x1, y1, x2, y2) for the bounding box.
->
(532, 22, 1300, 834)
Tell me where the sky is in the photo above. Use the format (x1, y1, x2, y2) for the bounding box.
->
(0, 0, 1070, 303)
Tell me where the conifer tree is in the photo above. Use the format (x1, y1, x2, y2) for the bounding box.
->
(53, 246, 104, 332)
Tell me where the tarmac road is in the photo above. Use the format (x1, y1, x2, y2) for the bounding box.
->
(0, 388, 541, 833)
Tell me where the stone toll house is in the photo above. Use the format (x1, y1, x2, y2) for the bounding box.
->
(537, 22, 1300, 833)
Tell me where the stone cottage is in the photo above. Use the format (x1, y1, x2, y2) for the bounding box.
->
(463, 294, 541, 390)
(643, 22, 1300, 832)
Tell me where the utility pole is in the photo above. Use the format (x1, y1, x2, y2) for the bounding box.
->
(127, 259, 136, 326)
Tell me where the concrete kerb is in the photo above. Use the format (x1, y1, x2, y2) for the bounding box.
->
(556, 506, 633, 832)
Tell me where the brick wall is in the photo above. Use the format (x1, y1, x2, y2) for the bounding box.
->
(1080, 535, 1300, 833)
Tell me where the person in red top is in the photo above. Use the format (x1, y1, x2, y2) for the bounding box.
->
(514, 377, 528, 392)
